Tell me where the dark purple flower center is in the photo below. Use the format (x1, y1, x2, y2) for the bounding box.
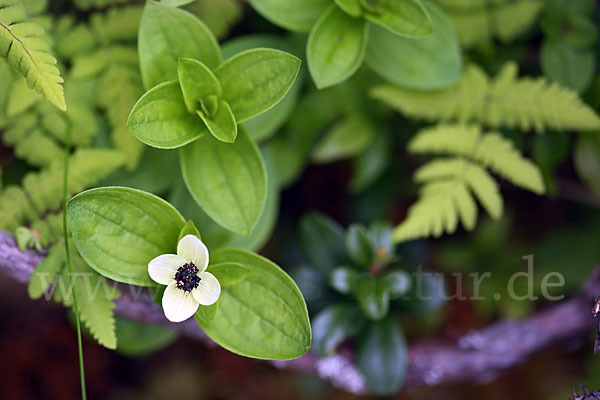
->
(175, 262, 201, 292)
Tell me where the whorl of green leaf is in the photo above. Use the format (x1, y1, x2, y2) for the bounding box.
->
(0, 149, 125, 231)
(28, 243, 119, 349)
(371, 62, 600, 133)
(408, 124, 545, 194)
(0, 0, 66, 110)
(435, 0, 544, 48)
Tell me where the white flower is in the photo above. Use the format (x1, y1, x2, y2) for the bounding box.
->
(148, 235, 221, 323)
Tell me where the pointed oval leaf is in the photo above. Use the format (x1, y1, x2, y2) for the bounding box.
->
(196, 101, 238, 143)
(196, 248, 311, 360)
(356, 317, 408, 395)
(363, 0, 432, 37)
(179, 127, 267, 236)
(312, 303, 365, 356)
(307, 6, 369, 89)
(248, 0, 331, 32)
(365, 1, 462, 90)
(128, 81, 208, 149)
(178, 58, 222, 113)
(139, 0, 222, 90)
(67, 187, 186, 286)
(214, 48, 301, 122)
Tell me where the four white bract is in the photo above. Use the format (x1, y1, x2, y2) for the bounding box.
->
(148, 234, 221, 322)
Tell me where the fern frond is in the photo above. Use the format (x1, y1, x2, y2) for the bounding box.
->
(408, 124, 545, 193)
(371, 62, 600, 133)
(435, 0, 544, 48)
(393, 157, 502, 242)
(0, 149, 125, 231)
(2, 73, 99, 167)
(0, 0, 66, 110)
(64, 7, 144, 169)
(28, 242, 119, 349)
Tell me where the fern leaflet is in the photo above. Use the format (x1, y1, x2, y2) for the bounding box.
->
(28, 242, 119, 349)
(0, 0, 66, 110)
(408, 124, 545, 193)
(372, 62, 600, 133)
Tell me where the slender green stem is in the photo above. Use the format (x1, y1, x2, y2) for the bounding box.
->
(63, 127, 87, 400)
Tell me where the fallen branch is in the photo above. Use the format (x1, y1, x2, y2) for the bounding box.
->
(1, 229, 598, 393)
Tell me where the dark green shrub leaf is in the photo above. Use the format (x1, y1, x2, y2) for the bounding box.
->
(116, 318, 179, 357)
(196, 249, 311, 360)
(346, 224, 375, 267)
(363, 0, 432, 37)
(329, 266, 358, 294)
(128, 81, 208, 149)
(307, 5, 369, 89)
(312, 303, 365, 356)
(356, 275, 389, 320)
(365, 1, 461, 89)
(312, 116, 375, 163)
(248, 0, 330, 32)
(68, 187, 186, 286)
(356, 316, 408, 395)
(541, 40, 595, 93)
(299, 212, 347, 276)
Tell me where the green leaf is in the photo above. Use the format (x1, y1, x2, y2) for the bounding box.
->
(248, 0, 330, 32)
(541, 40, 595, 93)
(179, 127, 267, 236)
(197, 102, 238, 143)
(128, 81, 208, 149)
(161, 0, 195, 6)
(385, 270, 411, 299)
(195, 249, 311, 360)
(307, 6, 369, 89)
(356, 275, 389, 320)
(356, 316, 408, 395)
(365, 1, 462, 90)
(335, 0, 362, 16)
(299, 212, 347, 276)
(177, 57, 222, 113)
(178, 219, 201, 241)
(195, 301, 219, 325)
(363, 0, 432, 37)
(350, 131, 391, 192)
(574, 134, 600, 198)
(115, 318, 179, 357)
(68, 187, 186, 286)
(394, 272, 446, 315)
(345, 224, 375, 267)
(207, 262, 250, 286)
(221, 34, 304, 142)
(214, 48, 301, 123)
(0, 0, 66, 110)
(138, 0, 221, 90)
(312, 303, 365, 356)
(312, 116, 375, 163)
(329, 266, 358, 294)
